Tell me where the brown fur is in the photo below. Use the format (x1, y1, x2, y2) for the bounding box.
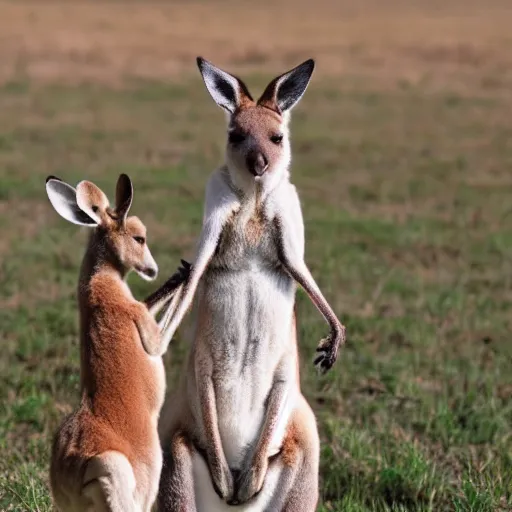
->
(269, 399, 320, 512)
(257, 72, 288, 113)
(227, 104, 285, 178)
(281, 424, 300, 467)
(48, 176, 168, 511)
(243, 184, 266, 245)
(244, 213, 264, 245)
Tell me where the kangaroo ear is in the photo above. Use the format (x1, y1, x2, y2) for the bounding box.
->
(75, 180, 110, 225)
(258, 59, 315, 113)
(196, 57, 253, 113)
(46, 176, 97, 226)
(115, 173, 133, 223)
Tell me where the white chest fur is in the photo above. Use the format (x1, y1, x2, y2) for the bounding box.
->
(196, 196, 298, 469)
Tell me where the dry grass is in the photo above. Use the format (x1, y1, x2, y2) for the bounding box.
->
(0, 1, 511, 510)
(1, 0, 512, 92)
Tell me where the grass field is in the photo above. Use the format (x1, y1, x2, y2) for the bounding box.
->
(0, 1, 511, 511)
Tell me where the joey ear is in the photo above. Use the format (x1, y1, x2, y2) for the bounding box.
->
(115, 173, 133, 223)
(196, 57, 253, 113)
(76, 180, 110, 225)
(258, 59, 315, 113)
(45, 176, 97, 226)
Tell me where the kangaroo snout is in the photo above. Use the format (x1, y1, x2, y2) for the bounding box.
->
(143, 266, 157, 280)
(247, 151, 268, 177)
(136, 247, 159, 281)
(134, 262, 158, 281)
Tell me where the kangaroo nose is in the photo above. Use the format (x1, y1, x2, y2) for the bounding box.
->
(247, 152, 268, 177)
(144, 267, 157, 280)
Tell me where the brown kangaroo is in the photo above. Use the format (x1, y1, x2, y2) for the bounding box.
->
(46, 174, 188, 512)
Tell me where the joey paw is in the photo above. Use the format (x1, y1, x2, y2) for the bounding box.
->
(177, 259, 192, 281)
(180, 259, 192, 270)
(314, 326, 346, 373)
(165, 260, 192, 288)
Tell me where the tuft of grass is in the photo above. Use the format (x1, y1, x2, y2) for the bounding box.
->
(0, 443, 52, 511)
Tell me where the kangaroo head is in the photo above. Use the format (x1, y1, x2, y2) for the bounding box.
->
(45, 174, 158, 281)
(197, 57, 315, 196)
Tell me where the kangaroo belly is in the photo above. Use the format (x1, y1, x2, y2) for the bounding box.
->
(198, 267, 296, 468)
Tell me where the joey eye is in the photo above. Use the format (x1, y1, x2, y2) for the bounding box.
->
(133, 236, 145, 245)
(228, 131, 246, 145)
(270, 134, 283, 145)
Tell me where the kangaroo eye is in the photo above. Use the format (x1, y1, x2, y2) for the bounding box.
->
(228, 131, 246, 145)
(133, 236, 145, 245)
(270, 134, 283, 144)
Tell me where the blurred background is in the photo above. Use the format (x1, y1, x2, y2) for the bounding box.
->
(0, 1, 511, 510)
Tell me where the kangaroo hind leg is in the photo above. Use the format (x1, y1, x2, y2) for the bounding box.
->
(158, 431, 197, 512)
(82, 451, 139, 512)
(264, 398, 320, 512)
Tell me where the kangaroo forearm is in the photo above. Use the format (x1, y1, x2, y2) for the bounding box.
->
(134, 316, 160, 357)
(253, 380, 288, 460)
(144, 288, 174, 316)
(199, 376, 225, 461)
(196, 372, 234, 499)
(156, 270, 203, 353)
(283, 258, 342, 335)
(160, 224, 221, 340)
(143, 261, 191, 314)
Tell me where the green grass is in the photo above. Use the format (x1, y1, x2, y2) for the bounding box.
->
(0, 74, 511, 511)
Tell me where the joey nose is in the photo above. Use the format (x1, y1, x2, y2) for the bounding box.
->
(145, 267, 157, 280)
(247, 152, 268, 177)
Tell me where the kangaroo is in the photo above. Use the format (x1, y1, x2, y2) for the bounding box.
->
(46, 174, 189, 512)
(156, 59, 346, 511)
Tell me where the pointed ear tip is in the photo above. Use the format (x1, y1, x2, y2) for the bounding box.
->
(46, 175, 60, 184)
(304, 58, 315, 71)
(118, 173, 132, 185)
(196, 56, 207, 69)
